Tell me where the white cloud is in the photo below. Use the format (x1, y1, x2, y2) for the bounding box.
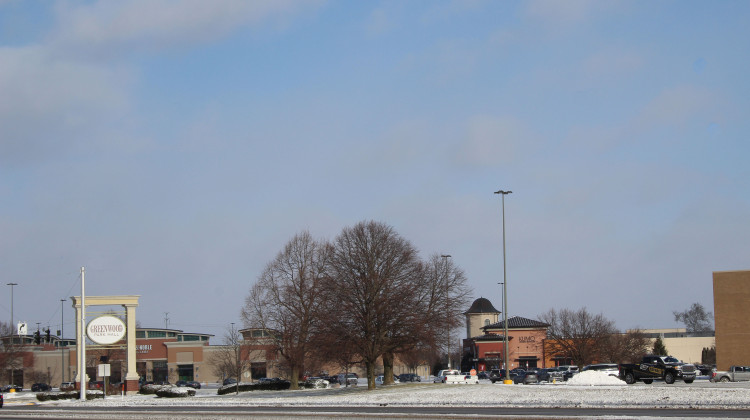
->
(0, 45, 133, 164)
(49, 0, 322, 55)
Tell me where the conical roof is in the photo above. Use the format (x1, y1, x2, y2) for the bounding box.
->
(464, 297, 500, 314)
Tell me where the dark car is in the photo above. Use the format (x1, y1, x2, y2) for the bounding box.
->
(398, 373, 421, 382)
(477, 371, 489, 380)
(1, 384, 22, 392)
(537, 368, 564, 382)
(88, 381, 104, 390)
(489, 369, 520, 383)
(31, 383, 51, 392)
(0, 392, 3, 408)
(222, 378, 237, 386)
(513, 370, 539, 384)
(176, 380, 201, 388)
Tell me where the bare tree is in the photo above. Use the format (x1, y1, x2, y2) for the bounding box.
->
(322, 220, 424, 390)
(539, 307, 617, 368)
(414, 254, 471, 368)
(242, 231, 330, 390)
(598, 330, 650, 364)
(0, 321, 26, 385)
(673, 303, 714, 333)
(207, 325, 253, 394)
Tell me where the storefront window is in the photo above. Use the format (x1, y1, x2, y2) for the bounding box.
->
(178, 364, 194, 381)
(152, 361, 167, 383)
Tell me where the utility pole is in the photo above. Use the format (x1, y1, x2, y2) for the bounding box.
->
(7, 282, 18, 336)
(79, 267, 86, 402)
(61, 298, 66, 382)
(164, 312, 170, 329)
(440, 255, 452, 369)
(494, 189, 512, 384)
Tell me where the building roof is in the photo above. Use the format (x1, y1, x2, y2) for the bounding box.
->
(464, 297, 500, 314)
(483, 316, 549, 330)
(471, 333, 511, 342)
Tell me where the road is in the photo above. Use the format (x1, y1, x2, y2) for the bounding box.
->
(3, 405, 750, 419)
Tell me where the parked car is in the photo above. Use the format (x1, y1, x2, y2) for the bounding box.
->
(489, 369, 518, 383)
(185, 381, 201, 389)
(31, 383, 51, 392)
(557, 365, 579, 381)
(222, 378, 237, 386)
(375, 375, 400, 385)
(477, 371, 489, 380)
(59, 381, 75, 391)
(1, 384, 22, 392)
(513, 370, 539, 385)
(398, 373, 421, 382)
(0, 392, 3, 408)
(336, 373, 359, 386)
(88, 381, 104, 390)
(582, 363, 619, 377)
(711, 365, 750, 382)
(537, 368, 564, 382)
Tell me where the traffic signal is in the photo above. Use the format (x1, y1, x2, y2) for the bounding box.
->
(33, 330, 41, 344)
(45, 328, 50, 342)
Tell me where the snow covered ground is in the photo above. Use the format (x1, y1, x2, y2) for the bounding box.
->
(6, 372, 750, 411)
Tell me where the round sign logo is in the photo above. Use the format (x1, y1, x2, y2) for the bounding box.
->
(87, 315, 126, 345)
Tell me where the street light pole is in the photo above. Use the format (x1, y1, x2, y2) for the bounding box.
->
(494, 189, 512, 383)
(440, 255, 452, 369)
(61, 298, 66, 382)
(7, 283, 18, 336)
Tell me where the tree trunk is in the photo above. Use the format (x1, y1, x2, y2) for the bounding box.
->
(383, 351, 395, 385)
(366, 360, 376, 390)
(290, 365, 300, 390)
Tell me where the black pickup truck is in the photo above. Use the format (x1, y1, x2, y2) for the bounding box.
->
(618, 355, 697, 384)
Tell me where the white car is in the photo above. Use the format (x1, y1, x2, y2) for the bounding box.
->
(582, 363, 619, 377)
(375, 375, 399, 385)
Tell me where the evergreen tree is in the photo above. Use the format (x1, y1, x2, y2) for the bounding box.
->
(652, 337, 668, 355)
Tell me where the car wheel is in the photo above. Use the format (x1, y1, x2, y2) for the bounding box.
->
(665, 372, 675, 384)
(624, 372, 636, 384)
(720, 377, 730, 383)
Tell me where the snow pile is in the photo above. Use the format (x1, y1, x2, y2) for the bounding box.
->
(566, 370, 625, 386)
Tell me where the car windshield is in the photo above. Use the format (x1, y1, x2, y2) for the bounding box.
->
(664, 356, 679, 363)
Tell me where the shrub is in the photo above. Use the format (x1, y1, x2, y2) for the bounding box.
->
(217, 380, 291, 395)
(36, 391, 103, 401)
(155, 387, 196, 398)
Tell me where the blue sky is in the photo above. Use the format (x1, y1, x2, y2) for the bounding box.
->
(1, 0, 748, 342)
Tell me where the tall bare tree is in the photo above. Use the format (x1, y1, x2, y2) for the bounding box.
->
(414, 254, 471, 367)
(0, 321, 26, 385)
(539, 307, 617, 368)
(208, 325, 253, 394)
(322, 220, 424, 390)
(673, 302, 714, 332)
(598, 329, 650, 364)
(242, 231, 330, 390)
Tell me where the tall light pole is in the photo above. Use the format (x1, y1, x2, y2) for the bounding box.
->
(61, 298, 66, 382)
(7, 283, 18, 336)
(440, 255, 452, 369)
(494, 189, 512, 384)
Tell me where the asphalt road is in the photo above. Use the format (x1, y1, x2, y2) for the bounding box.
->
(3, 405, 750, 419)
